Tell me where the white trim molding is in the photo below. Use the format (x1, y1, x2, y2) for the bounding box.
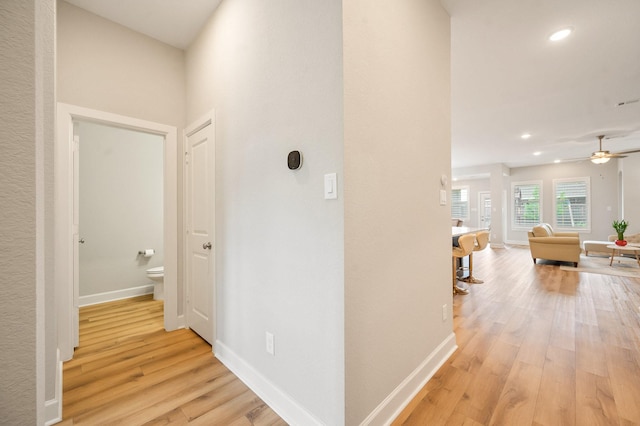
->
(361, 333, 457, 426)
(55, 103, 179, 361)
(44, 349, 62, 426)
(215, 340, 324, 426)
(78, 285, 155, 307)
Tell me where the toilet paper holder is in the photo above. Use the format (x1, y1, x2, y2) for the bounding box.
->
(138, 249, 155, 257)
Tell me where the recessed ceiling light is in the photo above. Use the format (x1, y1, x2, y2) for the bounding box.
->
(554, 159, 561, 163)
(521, 133, 531, 139)
(549, 27, 573, 41)
(533, 151, 542, 156)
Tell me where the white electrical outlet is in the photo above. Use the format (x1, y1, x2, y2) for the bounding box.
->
(442, 304, 447, 321)
(266, 332, 275, 355)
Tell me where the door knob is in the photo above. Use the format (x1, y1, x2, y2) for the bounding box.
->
(79, 238, 85, 244)
(203, 242, 212, 250)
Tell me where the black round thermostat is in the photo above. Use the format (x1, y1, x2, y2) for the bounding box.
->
(288, 151, 302, 170)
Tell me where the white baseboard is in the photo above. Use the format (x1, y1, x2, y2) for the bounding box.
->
(79, 285, 154, 307)
(44, 349, 63, 426)
(505, 239, 529, 247)
(214, 340, 324, 426)
(361, 332, 458, 426)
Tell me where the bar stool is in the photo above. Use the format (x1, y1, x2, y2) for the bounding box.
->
(463, 230, 490, 284)
(452, 234, 475, 295)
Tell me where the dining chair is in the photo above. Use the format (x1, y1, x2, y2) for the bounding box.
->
(463, 230, 490, 284)
(452, 234, 475, 295)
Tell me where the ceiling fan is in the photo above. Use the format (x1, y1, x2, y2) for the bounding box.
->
(586, 135, 640, 164)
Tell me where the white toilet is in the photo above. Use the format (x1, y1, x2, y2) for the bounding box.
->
(146, 266, 164, 300)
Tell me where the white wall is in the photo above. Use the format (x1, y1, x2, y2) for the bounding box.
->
(186, 1, 344, 424)
(0, 0, 55, 423)
(78, 121, 164, 297)
(507, 160, 620, 243)
(343, 0, 453, 424)
(56, 1, 185, 128)
(57, 0, 186, 311)
(621, 155, 640, 233)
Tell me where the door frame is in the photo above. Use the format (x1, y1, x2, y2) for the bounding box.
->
(55, 103, 179, 361)
(183, 110, 216, 348)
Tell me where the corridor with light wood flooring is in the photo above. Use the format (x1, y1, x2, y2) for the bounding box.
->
(59, 244, 640, 425)
(59, 295, 286, 425)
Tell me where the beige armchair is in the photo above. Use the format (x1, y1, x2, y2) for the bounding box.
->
(527, 223, 581, 267)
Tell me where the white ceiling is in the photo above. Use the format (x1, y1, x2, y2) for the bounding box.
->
(443, 0, 640, 171)
(65, 0, 222, 49)
(65, 0, 640, 171)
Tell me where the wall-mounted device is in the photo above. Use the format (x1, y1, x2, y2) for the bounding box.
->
(288, 151, 302, 170)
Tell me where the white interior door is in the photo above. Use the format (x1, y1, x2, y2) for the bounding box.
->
(479, 191, 491, 229)
(185, 116, 215, 344)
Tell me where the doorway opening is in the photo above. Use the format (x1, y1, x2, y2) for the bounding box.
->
(478, 191, 491, 230)
(77, 120, 165, 308)
(56, 103, 179, 361)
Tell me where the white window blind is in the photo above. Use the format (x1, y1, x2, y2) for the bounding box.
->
(554, 178, 589, 230)
(451, 187, 469, 220)
(513, 182, 541, 228)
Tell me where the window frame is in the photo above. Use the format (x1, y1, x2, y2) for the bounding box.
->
(451, 185, 470, 222)
(512, 180, 542, 230)
(552, 177, 591, 232)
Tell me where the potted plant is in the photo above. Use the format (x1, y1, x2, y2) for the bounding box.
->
(613, 219, 629, 246)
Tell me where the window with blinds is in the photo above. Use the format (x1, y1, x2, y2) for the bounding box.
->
(512, 181, 542, 228)
(451, 186, 469, 220)
(554, 177, 590, 231)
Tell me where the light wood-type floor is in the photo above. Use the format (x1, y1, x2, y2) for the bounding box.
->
(60, 245, 640, 425)
(59, 295, 286, 425)
(394, 245, 640, 425)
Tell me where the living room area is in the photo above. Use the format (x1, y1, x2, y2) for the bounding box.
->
(410, 1, 640, 423)
(444, 0, 640, 275)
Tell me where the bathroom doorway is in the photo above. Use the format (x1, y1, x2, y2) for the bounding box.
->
(56, 103, 179, 361)
(76, 121, 164, 306)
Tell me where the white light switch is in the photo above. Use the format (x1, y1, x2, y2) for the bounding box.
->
(324, 173, 337, 199)
(440, 189, 447, 206)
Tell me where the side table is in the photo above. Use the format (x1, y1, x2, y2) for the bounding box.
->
(607, 244, 640, 267)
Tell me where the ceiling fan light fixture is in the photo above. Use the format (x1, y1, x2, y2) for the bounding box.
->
(591, 154, 610, 164)
(549, 27, 573, 41)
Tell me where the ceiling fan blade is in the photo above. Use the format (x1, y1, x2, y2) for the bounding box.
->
(615, 148, 640, 155)
(561, 157, 589, 163)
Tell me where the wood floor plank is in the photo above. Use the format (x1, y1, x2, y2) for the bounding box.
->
(532, 346, 576, 425)
(452, 338, 520, 424)
(575, 322, 609, 377)
(112, 371, 238, 425)
(604, 345, 640, 423)
(575, 370, 620, 425)
(395, 364, 473, 425)
(514, 309, 554, 368)
(488, 361, 543, 425)
(187, 389, 266, 426)
(73, 363, 231, 424)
